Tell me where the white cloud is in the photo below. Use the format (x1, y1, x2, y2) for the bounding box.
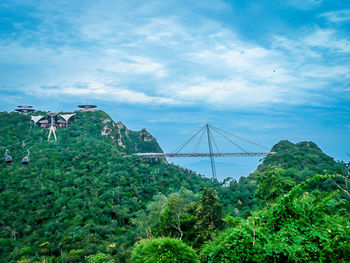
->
(102, 54, 168, 78)
(168, 79, 284, 106)
(302, 29, 350, 53)
(286, 0, 323, 9)
(176, 25, 350, 107)
(134, 18, 190, 44)
(1, 1, 349, 110)
(300, 65, 349, 78)
(320, 9, 350, 23)
(3, 20, 349, 109)
(34, 83, 175, 105)
(273, 29, 350, 57)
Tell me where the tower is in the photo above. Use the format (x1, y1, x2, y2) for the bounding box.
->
(47, 112, 57, 141)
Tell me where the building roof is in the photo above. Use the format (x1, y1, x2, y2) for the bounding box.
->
(31, 115, 44, 124)
(17, 105, 34, 109)
(78, 104, 97, 109)
(15, 105, 35, 113)
(15, 108, 35, 112)
(60, 113, 75, 122)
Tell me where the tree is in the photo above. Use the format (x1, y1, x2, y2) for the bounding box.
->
(159, 189, 199, 240)
(86, 253, 113, 263)
(160, 194, 185, 239)
(131, 237, 199, 263)
(195, 187, 223, 244)
(255, 166, 296, 202)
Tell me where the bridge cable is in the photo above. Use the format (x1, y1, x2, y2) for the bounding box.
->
(172, 126, 206, 154)
(209, 127, 220, 153)
(167, 126, 206, 161)
(210, 126, 248, 153)
(210, 125, 269, 151)
(193, 127, 206, 153)
(206, 124, 216, 179)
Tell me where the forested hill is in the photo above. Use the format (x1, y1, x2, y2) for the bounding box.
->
(257, 140, 347, 175)
(0, 110, 214, 262)
(219, 139, 348, 218)
(0, 111, 348, 262)
(0, 110, 163, 155)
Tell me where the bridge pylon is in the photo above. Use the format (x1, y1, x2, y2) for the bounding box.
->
(134, 124, 273, 179)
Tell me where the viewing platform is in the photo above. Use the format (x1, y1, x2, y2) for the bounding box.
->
(15, 105, 35, 115)
(77, 104, 97, 111)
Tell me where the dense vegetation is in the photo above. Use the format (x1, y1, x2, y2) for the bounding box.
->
(0, 111, 214, 262)
(131, 237, 199, 263)
(201, 175, 350, 262)
(0, 110, 349, 262)
(219, 140, 348, 217)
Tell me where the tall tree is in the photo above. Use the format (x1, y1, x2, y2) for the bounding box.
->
(160, 194, 185, 239)
(195, 187, 223, 244)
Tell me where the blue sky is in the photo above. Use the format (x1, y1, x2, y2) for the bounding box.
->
(1, 0, 349, 180)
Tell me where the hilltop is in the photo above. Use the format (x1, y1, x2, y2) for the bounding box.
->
(257, 140, 347, 176)
(0, 110, 162, 158)
(220, 139, 348, 217)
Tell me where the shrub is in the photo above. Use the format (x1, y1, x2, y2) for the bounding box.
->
(131, 237, 199, 263)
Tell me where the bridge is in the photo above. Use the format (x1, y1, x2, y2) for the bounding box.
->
(133, 124, 273, 179)
(135, 152, 271, 158)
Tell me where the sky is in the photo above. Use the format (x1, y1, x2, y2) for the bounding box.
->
(0, 0, 349, 180)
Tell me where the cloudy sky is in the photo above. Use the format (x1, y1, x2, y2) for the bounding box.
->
(1, 0, 349, 180)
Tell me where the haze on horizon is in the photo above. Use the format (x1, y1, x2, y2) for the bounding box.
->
(0, 0, 349, 180)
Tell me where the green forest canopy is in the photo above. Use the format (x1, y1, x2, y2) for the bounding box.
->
(0, 110, 348, 262)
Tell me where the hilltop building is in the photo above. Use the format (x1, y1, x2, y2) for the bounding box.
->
(77, 104, 97, 111)
(56, 114, 76, 127)
(38, 119, 50, 128)
(30, 112, 76, 129)
(14, 104, 78, 141)
(15, 105, 35, 115)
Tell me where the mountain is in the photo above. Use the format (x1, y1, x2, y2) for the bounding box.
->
(96, 112, 162, 154)
(0, 111, 348, 262)
(0, 110, 214, 262)
(219, 139, 348, 218)
(0, 110, 162, 156)
(63, 110, 162, 154)
(257, 140, 347, 176)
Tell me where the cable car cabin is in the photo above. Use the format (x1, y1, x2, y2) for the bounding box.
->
(22, 157, 29, 166)
(5, 156, 12, 164)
